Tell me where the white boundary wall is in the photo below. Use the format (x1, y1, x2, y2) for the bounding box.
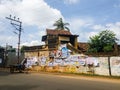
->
(110, 57, 120, 76)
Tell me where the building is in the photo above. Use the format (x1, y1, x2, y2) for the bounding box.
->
(24, 29, 82, 58)
(42, 29, 80, 52)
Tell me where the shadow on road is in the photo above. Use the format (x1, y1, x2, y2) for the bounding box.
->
(0, 71, 30, 76)
(0, 71, 11, 76)
(0, 68, 29, 76)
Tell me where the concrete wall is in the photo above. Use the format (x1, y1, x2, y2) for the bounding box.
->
(110, 57, 120, 76)
(94, 57, 120, 76)
(24, 49, 120, 76)
(31, 57, 120, 76)
(25, 50, 49, 58)
(94, 57, 110, 76)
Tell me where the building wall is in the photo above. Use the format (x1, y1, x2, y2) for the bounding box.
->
(69, 56, 120, 76)
(110, 57, 120, 76)
(94, 57, 120, 76)
(71, 56, 120, 76)
(25, 50, 49, 59)
(23, 45, 120, 76)
(38, 56, 120, 76)
(59, 36, 70, 41)
(94, 57, 110, 76)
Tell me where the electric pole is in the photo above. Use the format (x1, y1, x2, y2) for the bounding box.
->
(6, 15, 23, 64)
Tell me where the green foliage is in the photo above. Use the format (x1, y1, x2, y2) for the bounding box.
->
(20, 46, 26, 53)
(103, 45, 113, 52)
(7, 48, 16, 52)
(88, 35, 102, 52)
(53, 18, 70, 31)
(88, 30, 118, 53)
(99, 30, 117, 45)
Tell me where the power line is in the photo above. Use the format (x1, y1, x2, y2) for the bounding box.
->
(6, 15, 23, 64)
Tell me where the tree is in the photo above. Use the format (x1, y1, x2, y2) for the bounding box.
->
(20, 46, 26, 53)
(53, 18, 70, 31)
(88, 35, 101, 52)
(88, 30, 118, 53)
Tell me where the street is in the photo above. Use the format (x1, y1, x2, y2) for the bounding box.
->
(0, 71, 120, 90)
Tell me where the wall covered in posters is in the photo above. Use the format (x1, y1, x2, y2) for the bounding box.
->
(25, 54, 120, 76)
(24, 44, 120, 76)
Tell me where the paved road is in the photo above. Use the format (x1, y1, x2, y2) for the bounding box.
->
(0, 71, 120, 90)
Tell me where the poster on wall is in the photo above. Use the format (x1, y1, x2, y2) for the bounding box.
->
(25, 57, 38, 68)
(60, 44, 70, 58)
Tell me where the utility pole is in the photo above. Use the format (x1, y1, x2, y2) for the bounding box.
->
(6, 15, 23, 64)
(108, 56, 112, 76)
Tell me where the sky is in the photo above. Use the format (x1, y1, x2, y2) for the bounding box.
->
(0, 0, 120, 48)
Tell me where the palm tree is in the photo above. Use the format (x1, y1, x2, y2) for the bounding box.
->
(53, 18, 70, 31)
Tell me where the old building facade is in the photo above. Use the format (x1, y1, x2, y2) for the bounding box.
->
(24, 29, 81, 59)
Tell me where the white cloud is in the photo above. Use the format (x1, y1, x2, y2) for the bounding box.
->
(0, 22, 5, 32)
(67, 17, 93, 33)
(0, 35, 17, 46)
(64, 0, 80, 4)
(66, 17, 94, 42)
(21, 40, 45, 46)
(92, 24, 105, 31)
(78, 31, 98, 42)
(67, 17, 94, 36)
(17, 0, 62, 26)
(0, 0, 62, 26)
(0, 0, 63, 47)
